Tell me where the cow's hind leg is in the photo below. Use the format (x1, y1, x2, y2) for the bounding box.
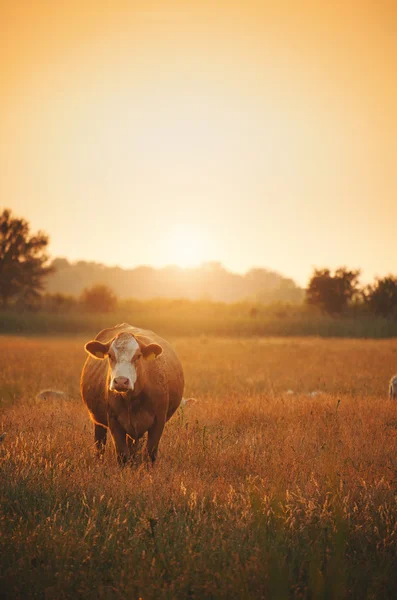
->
(147, 419, 166, 465)
(94, 424, 107, 458)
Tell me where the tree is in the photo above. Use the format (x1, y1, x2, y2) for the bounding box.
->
(364, 276, 397, 318)
(306, 267, 361, 315)
(0, 209, 53, 308)
(80, 284, 118, 313)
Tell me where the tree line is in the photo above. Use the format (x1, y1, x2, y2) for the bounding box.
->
(1, 208, 396, 317)
(47, 260, 303, 304)
(306, 268, 397, 318)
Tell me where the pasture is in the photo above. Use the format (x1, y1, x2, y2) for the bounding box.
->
(1, 335, 397, 599)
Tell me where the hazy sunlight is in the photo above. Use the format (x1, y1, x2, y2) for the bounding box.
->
(166, 227, 207, 268)
(1, 1, 397, 283)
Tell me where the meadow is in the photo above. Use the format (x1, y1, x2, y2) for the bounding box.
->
(1, 334, 397, 599)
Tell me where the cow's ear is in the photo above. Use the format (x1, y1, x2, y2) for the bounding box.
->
(142, 343, 163, 361)
(85, 340, 110, 359)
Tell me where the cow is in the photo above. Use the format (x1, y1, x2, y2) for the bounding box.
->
(81, 323, 184, 465)
(389, 375, 397, 400)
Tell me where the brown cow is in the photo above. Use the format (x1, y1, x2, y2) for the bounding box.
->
(81, 323, 184, 465)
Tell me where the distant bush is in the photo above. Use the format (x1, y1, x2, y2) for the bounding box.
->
(306, 267, 361, 315)
(40, 293, 79, 313)
(80, 284, 118, 313)
(364, 276, 397, 318)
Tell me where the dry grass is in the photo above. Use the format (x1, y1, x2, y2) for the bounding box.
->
(1, 335, 397, 599)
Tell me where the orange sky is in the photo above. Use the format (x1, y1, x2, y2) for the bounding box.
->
(1, 0, 396, 284)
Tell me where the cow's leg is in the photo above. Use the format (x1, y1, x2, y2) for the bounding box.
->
(94, 424, 107, 458)
(127, 436, 144, 463)
(147, 418, 166, 465)
(108, 413, 130, 465)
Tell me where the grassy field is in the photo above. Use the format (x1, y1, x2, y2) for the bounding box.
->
(1, 335, 397, 599)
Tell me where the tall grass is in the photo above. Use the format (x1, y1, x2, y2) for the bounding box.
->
(1, 336, 397, 598)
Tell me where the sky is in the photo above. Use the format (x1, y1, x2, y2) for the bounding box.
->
(1, 0, 396, 285)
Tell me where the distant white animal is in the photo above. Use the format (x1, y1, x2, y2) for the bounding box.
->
(389, 376, 397, 400)
(180, 397, 198, 407)
(284, 390, 323, 397)
(36, 389, 68, 401)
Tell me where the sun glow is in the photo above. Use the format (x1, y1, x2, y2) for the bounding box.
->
(166, 227, 208, 269)
(2, 2, 397, 283)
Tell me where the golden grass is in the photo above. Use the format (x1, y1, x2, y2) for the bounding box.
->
(1, 336, 397, 599)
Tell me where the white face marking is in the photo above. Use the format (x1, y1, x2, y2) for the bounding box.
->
(108, 334, 140, 392)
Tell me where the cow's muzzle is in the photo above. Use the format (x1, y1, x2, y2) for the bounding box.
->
(110, 377, 132, 392)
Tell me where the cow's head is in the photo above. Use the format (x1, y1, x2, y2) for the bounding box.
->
(84, 332, 162, 393)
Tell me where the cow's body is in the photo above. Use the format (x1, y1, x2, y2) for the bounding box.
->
(80, 323, 184, 464)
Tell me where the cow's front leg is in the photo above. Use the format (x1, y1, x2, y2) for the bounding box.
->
(127, 436, 144, 463)
(108, 412, 130, 465)
(147, 416, 166, 464)
(94, 424, 107, 458)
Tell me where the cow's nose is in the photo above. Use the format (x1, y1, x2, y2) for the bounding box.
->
(112, 377, 130, 391)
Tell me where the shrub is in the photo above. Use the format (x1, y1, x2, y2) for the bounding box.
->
(80, 284, 118, 313)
